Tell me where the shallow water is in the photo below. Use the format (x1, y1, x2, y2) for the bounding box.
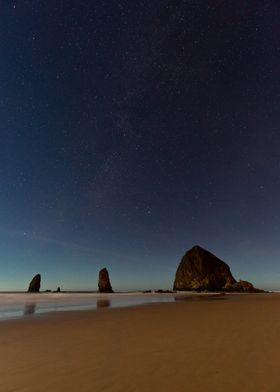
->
(0, 293, 173, 321)
(0, 292, 228, 321)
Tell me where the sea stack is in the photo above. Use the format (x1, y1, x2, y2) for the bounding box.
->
(28, 274, 41, 293)
(173, 245, 262, 292)
(173, 246, 236, 291)
(98, 268, 114, 293)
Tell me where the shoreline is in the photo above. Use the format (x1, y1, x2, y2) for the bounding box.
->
(0, 291, 234, 322)
(0, 290, 231, 322)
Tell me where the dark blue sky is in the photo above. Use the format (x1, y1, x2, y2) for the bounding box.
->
(1, 1, 280, 291)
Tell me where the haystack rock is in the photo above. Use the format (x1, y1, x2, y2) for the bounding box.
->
(28, 274, 41, 293)
(173, 245, 261, 292)
(98, 268, 113, 293)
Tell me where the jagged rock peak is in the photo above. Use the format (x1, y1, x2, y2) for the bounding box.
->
(98, 268, 114, 293)
(28, 274, 41, 293)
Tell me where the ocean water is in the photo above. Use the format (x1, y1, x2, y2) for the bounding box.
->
(0, 292, 178, 321)
(0, 292, 228, 321)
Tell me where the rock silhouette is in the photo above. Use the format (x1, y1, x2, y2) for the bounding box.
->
(173, 245, 262, 292)
(28, 274, 41, 292)
(229, 280, 263, 292)
(98, 268, 113, 293)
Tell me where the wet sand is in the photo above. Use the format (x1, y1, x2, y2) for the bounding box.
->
(0, 293, 280, 391)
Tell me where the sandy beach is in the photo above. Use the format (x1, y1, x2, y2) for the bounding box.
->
(1, 293, 280, 392)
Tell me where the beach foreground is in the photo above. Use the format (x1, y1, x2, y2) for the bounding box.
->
(1, 293, 280, 392)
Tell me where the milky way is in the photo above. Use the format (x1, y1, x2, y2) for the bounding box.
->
(0, 1, 280, 290)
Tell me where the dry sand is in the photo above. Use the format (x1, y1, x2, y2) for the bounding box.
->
(1, 293, 280, 392)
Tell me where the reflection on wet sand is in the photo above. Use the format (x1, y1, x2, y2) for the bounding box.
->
(24, 303, 36, 315)
(175, 293, 227, 302)
(97, 299, 111, 308)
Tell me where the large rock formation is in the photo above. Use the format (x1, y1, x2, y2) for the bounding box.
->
(28, 274, 41, 293)
(98, 268, 113, 293)
(173, 246, 261, 292)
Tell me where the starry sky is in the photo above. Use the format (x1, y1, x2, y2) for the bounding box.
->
(1, 1, 280, 291)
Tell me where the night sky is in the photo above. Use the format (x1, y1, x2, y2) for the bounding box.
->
(1, 1, 280, 291)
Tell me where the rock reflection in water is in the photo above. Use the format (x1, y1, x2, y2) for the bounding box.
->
(97, 299, 111, 308)
(24, 303, 36, 315)
(175, 293, 227, 302)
